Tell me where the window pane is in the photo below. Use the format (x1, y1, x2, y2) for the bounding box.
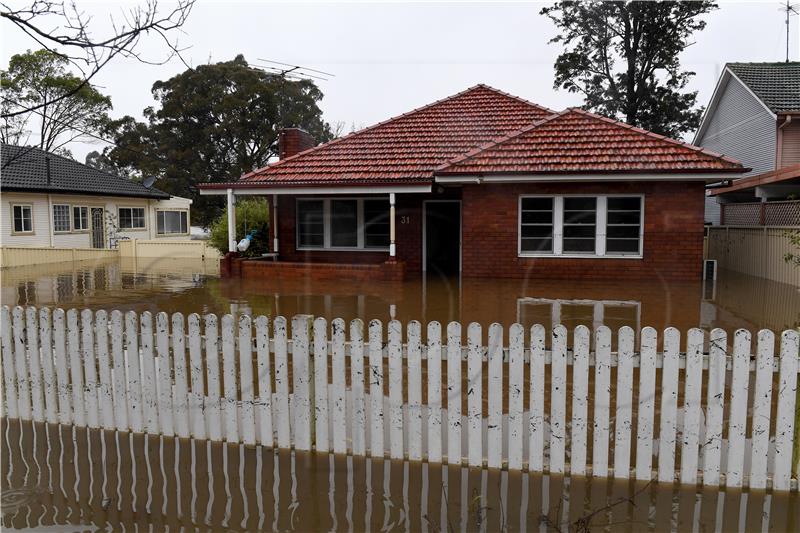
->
(521, 225, 553, 238)
(297, 200, 324, 247)
(563, 238, 595, 252)
(520, 197, 554, 253)
(73, 207, 88, 230)
(330, 200, 358, 247)
(119, 208, 132, 229)
(562, 197, 596, 253)
(53, 205, 70, 232)
(157, 212, 165, 234)
(608, 197, 640, 210)
(157, 210, 186, 234)
(521, 197, 553, 211)
(521, 237, 553, 252)
(132, 208, 145, 228)
(606, 239, 640, 253)
(13, 205, 31, 232)
(606, 197, 641, 255)
(607, 225, 639, 239)
(180, 212, 188, 233)
(364, 199, 389, 248)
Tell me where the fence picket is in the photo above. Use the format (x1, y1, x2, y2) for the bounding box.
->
(487, 323, 503, 469)
(254, 315, 273, 447)
(13, 306, 32, 420)
(38, 308, 58, 424)
(592, 326, 611, 478)
(124, 310, 143, 432)
(313, 317, 330, 453)
(292, 315, 313, 451)
(81, 309, 101, 429)
(570, 325, 590, 476)
(467, 322, 483, 467)
(388, 320, 404, 460)
(726, 329, 751, 488)
(550, 324, 567, 474)
(507, 323, 524, 471)
(657, 328, 680, 483)
(680, 328, 704, 485)
(349, 319, 366, 456)
(427, 322, 443, 464)
(273, 316, 290, 448)
(67, 309, 84, 426)
(94, 310, 114, 430)
(446, 321, 462, 465)
(774, 330, 799, 491)
(368, 319, 384, 457)
(635, 327, 657, 482)
(188, 314, 207, 440)
(702, 329, 727, 487)
(331, 318, 347, 454)
(748, 329, 775, 490)
(173, 313, 191, 439)
(238, 315, 256, 446)
(528, 324, 545, 472)
(613, 326, 635, 479)
(26, 307, 44, 423)
(204, 314, 222, 441)
(155, 312, 174, 437)
(221, 314, 240, 443)
(140, 311, 159, 434)
(109, 310, 127, 430)
(407, 321, 423, 462)
(1, 306, 18, 419)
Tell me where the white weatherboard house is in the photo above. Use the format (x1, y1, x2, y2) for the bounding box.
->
(1, 144, 191, 249)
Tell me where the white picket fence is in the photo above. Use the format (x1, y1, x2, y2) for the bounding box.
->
(1, 305, 798, 492)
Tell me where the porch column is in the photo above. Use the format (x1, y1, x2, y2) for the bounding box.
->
(227, 188, 236, 252)
(389, 193, 396, 257)
(272, 194, 279, 254)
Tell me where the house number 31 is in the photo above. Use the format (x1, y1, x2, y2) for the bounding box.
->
(400, 216, 411, 224)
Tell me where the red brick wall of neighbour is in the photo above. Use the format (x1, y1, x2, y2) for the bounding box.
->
(460, 181, 706, 281)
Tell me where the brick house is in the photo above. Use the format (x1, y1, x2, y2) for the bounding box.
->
(199, 85, 745, 281)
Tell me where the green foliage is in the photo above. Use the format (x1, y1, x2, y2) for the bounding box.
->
(104, 54, 335, 226)
(784, 230, 800, 268)
(541, 1, 716, 138)
(1, 49, 112, 153)
(209, 198, 271, 257)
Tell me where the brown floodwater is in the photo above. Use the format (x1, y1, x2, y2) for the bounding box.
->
(2, 419, 798, 532)
(1, 256, 799, 336)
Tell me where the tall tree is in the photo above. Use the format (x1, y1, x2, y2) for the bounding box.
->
(541, 0, 716, 138)
(1, 49, 112, 154)
(105, 55, 335, 226)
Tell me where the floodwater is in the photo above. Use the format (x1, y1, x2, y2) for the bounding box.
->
(1, 256, 799, 334)
(2, 419, 798, 532)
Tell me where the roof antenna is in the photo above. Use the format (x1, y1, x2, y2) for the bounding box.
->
(781, 0, 798, 62)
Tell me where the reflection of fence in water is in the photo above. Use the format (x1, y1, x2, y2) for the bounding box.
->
(1, 305, 798, 494)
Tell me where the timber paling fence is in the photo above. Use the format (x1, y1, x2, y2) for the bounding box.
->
(1, 305, 798, 493)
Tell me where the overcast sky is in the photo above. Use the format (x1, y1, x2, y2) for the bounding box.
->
(2, 0, 798, 161)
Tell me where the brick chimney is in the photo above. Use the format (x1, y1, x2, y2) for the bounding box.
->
(278, 128, 316, 159)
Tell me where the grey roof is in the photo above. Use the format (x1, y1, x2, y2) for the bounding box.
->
(727, 62, 800, 114)
(0, 144, 169, 199)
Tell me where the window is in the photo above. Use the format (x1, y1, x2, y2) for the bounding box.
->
(157, 210, 188, 235)
(12, 204, 33, 233)
(53, 204, 71, 232)
(518, 195, 643, 258)
(296, 198, 391, 250)
(73, 206, 89, 231)
(118, 207, 146, 229)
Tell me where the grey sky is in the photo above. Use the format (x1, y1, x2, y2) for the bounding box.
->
(2, 1, 798, 162)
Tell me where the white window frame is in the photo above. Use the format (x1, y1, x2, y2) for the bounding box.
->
(52, 203, 72, 233)
(156, 209, 189, 236)
(296, 197, 390, 252)
(518, 194, 644, 259)
(72, 206, 90, 232)
(11, 204, 34, 234)
(118, 206, 147, 230)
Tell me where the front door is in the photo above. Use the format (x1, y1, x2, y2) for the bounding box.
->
(91, 208, 105, 249)
(424, 201, 461, 277)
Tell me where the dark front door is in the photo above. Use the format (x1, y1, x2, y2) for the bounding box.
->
(91, 208, 105, 249)
(424, 201, 461, 276)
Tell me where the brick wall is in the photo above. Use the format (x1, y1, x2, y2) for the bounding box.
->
(461, 181, 705, 281)
(278, 129, 316, 159)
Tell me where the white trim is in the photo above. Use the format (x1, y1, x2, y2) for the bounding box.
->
(435, 173, 737, 184)
(422, 200, 462, 273)
(199, 184, 432, 196)
(295, 197, 390, 252)
(517, 194, 644, 259)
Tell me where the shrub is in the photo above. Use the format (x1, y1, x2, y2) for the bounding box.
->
(209, 198, 270, 256)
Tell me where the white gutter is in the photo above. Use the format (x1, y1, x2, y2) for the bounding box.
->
(434, 173, 743, 184)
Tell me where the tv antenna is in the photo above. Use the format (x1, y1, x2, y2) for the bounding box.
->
(781, 0, 799, 62)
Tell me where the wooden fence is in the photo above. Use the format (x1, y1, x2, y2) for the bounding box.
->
(1, 305, 798, 492)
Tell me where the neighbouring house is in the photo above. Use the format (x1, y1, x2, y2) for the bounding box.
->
(1, 144, 192, 250)
(199, 85, 746, 282)
(694, 62, 800, 225)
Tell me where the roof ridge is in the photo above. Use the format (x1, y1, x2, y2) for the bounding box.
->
(434, 110, 568, 172)
(240, 84, 552, 180)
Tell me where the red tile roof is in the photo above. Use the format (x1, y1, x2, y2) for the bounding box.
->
(238, 85, 554, 185)
(216, 86, 744, 190)
(436, 109, 745, 176)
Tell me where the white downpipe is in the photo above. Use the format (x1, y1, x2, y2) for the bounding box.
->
(389, 193, 396, 257)
(227, 188, 236, 252)
(272, 194, 279, 255)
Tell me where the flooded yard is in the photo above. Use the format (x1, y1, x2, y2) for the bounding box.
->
(1, 256, 798, 334)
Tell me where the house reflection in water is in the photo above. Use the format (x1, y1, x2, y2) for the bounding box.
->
(1, 258, 798, 337)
